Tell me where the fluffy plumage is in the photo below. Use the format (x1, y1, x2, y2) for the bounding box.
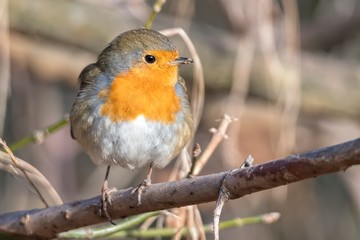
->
(70, 28, 193, 170)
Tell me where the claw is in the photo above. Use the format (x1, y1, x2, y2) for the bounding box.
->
(100, 166, 117, 225)
(132, 163, 153, 207)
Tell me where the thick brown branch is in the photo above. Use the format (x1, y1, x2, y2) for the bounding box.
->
(0, 138, 359, 238)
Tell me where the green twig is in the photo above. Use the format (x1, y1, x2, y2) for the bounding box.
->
(105, 212, 280, 238)
(58, 212, 279, 239)
(58, 211, 161, 239)
(9, 114, 69, 152)
(144, 0, 167, 29)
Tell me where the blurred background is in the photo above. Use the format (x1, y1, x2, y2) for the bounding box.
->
(1, 0, 360, 239)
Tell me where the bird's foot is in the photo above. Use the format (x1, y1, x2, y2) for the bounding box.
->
(100, 181, 117, 225)
(131, 178, 151, 207)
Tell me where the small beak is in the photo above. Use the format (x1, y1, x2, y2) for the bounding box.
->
(169, 57, 194, 65)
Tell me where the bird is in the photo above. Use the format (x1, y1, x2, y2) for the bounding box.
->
(69, 28, 194, 222)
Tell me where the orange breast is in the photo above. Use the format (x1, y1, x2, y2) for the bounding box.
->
(100, 61, 182, 123)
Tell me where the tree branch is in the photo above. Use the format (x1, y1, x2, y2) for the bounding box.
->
(0, 138, 359, 239)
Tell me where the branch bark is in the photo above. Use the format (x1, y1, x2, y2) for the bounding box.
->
(0, 138, 360, 239)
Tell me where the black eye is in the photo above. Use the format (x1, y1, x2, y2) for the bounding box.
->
(145, 55, 156, 64)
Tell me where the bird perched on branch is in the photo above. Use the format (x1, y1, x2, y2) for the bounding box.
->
(70, 28, 194, 222)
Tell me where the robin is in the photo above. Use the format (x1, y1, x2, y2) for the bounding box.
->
(69, 28, 194, 222)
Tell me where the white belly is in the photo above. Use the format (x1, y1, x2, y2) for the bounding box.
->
(75, 115, 186, 169)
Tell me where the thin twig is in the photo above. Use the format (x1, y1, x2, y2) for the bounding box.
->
(59, 212, 278, 239)
(59, 211, 161, 239)
(0, 139, 49, 207)
(240, 155, 254, 168)
(174, 116, 233, 238)
(194, 205, 206, 240)
(96, 212, 280, 238)
(9, 114, 69, 152)
(160, 26, 206, 236)
(144, 0, 167, 29)
(160, 28, 205, 133)
(191, 114, 237, 176)
(186, 206, 196, 240)
(213, 186, 230, 240)
(213, 155, 254, 240)
(0, 151, 63, 205)
(161, 27, 205, 181)
(188, 143, 201, 178)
